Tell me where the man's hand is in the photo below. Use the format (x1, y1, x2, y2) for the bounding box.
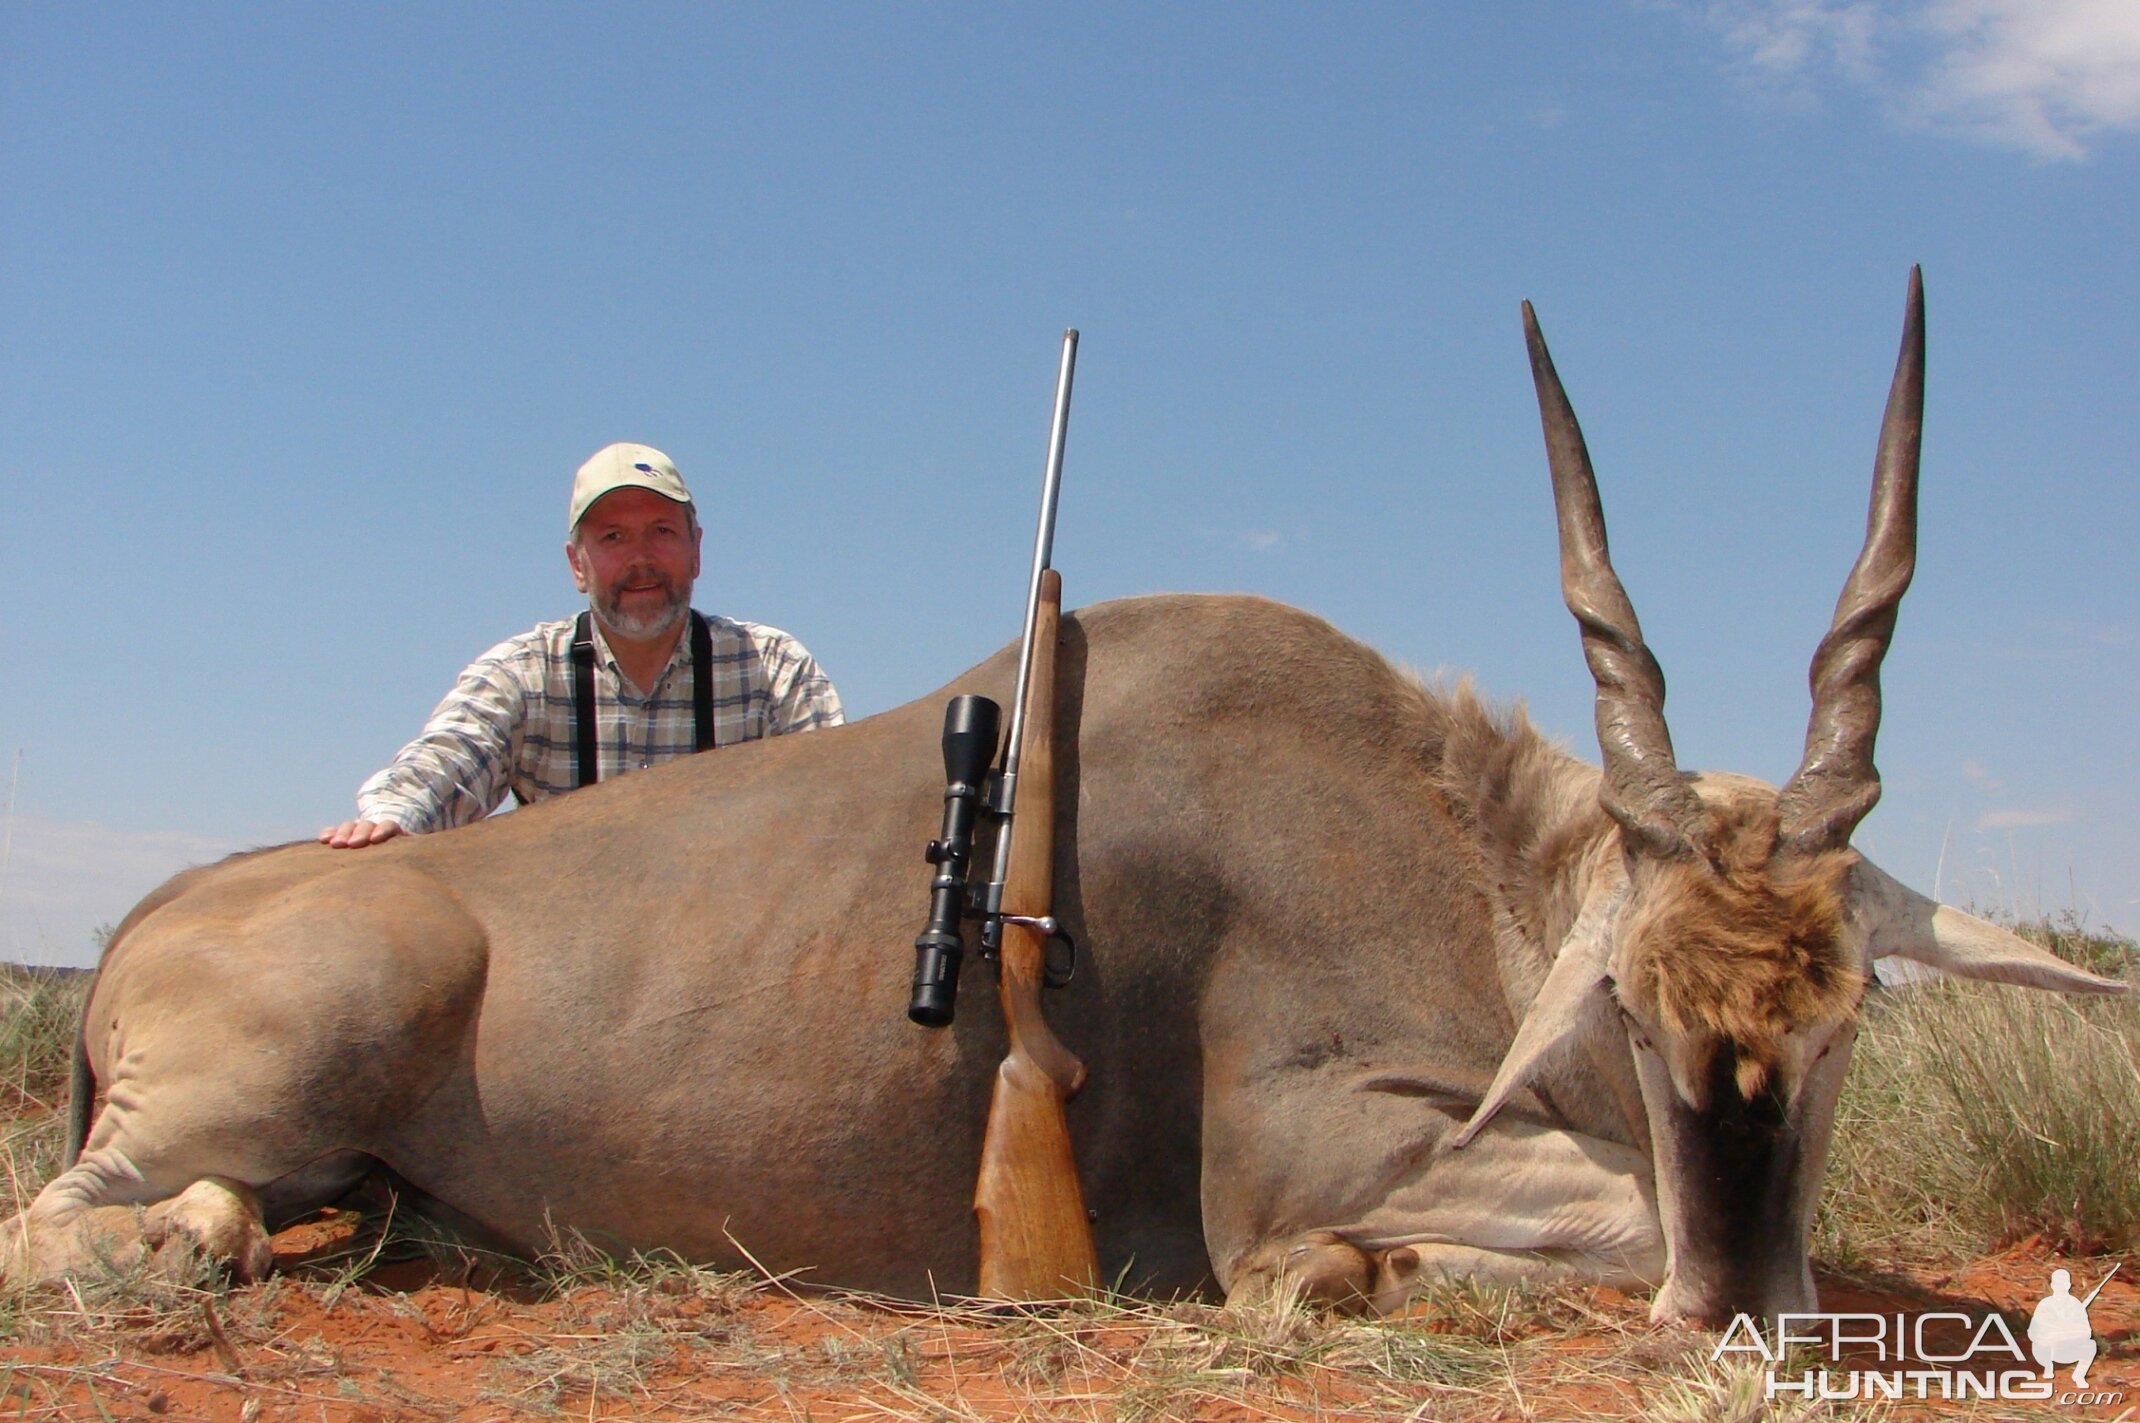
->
(318, 819, 404, 849)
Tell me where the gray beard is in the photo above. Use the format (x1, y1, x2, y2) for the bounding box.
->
(592, 580, 690, 642)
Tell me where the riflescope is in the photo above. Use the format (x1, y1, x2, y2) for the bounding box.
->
(908, 694, 1001, 1026)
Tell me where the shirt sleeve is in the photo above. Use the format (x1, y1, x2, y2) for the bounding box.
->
(354, 639, 537, 832)
(763, 632, 845, 735)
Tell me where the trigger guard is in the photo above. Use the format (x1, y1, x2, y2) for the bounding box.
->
(1043, 926, 1077, 988)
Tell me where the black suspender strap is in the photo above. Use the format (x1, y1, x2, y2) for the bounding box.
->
(570, 610, 711, 791)
(571, 611, 599, 788)
(691, 611, 714, 752)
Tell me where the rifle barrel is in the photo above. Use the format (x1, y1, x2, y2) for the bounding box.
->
(985, 328, 1078, 911)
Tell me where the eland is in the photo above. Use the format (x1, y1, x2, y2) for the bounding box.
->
(5, 269, 2122, 1324)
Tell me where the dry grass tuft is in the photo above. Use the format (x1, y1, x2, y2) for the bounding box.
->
(1642, 1355, 1905, 1423)
(1818, 916, 2140, 1264)
(444, 1224, 771, 1413)
(0, 967, 84, 1119)
(6, 1227, 285, 1365)
(0, 967, 89, 1238)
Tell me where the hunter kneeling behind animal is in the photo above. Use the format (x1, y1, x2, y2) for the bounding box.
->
(320, 441, 843, 848)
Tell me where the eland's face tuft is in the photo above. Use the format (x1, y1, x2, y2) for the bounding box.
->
(1613, 793, 1866, 1107)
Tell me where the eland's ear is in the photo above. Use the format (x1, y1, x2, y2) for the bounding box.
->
(1848, 859, 2129, 995)
(1452, 877, 1625, 1148)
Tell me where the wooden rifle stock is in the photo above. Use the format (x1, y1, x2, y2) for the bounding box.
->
(974, 569, 1099, 1298)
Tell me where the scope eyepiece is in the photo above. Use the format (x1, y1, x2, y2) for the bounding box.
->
(908, 931, 963, 1027)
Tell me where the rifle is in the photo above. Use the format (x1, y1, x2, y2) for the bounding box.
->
(908, 330, 1099, 1299)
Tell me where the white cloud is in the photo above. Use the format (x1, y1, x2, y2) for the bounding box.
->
(1193, 526, 1303, 554)
(0, 815, 250, 967)
(1704, 0, 1885, 96)
(1914, 0, 2140, 158)
(1974, 805, 2076, 830)
(1686, 0, 2140, 159)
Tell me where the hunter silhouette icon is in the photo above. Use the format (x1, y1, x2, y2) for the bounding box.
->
(2028, 1266, 2116, 1387)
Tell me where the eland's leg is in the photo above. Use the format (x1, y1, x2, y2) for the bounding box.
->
(1206, 1083, 1665, 1317)
(4, 867, 488, 1289)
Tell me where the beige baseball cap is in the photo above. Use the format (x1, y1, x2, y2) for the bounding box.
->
(568, 442, 694, 531)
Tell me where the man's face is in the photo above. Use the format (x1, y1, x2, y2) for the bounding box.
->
(566, 487, 702, 642)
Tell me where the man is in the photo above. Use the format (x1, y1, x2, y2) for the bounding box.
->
(320, 442, 843, 848)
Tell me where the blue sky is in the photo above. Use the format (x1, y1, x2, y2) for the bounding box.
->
(3, 2, 2135, 965)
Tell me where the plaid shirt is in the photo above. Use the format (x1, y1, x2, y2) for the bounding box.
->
(356, 611, 843, 833)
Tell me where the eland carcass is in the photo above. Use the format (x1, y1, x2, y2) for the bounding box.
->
(6, 269, 2121, 1325)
